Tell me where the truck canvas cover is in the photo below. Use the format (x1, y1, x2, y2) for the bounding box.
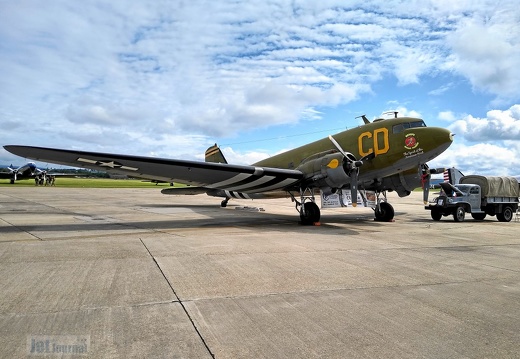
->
(460, 175, 520, 197)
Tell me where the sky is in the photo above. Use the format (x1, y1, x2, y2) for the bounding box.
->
(1, 0, 520, 176)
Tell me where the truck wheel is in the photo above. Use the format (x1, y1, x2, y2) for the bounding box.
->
(453, 206, 465, 222)
(497, 206, 513, 222)
(471, 213, 486, 221)
(431, 209, 442, 221)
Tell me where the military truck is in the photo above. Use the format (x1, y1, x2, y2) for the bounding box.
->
(425, 175, 519, 222)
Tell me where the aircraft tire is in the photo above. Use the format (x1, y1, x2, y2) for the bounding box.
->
(497, 206, 513, 222)
(375, 202, 394, 222)
(431, 209, 442, 221)
(300, 202, 320, 225)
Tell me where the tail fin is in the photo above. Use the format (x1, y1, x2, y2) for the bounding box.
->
(205, 144, 228, 164)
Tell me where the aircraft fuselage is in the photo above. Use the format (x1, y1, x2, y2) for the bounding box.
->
(254, 116, 453, 190)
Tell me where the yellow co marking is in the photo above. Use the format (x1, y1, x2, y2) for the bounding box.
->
(358, 128, 389, 157)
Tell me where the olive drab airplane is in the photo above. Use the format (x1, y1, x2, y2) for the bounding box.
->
(4, 112, 453, 224)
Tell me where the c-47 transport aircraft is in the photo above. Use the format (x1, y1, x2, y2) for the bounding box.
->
(0, 162, 39, 184)
(4, 113, 453, 224)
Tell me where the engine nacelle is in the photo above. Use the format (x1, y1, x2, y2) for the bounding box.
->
(380, 169, 422, 197)
(297, 151, 357, 189)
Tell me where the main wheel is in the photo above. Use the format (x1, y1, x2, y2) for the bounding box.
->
(431, 209, 442, 221)
(374, 202, 395, 222)
(453, 206, 465, 222)
(300, 201, 320, 225)
(497, 206, 513, 222)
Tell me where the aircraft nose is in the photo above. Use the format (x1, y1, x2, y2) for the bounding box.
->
(444, 128, 454, 144)
(426, 127, 454, 156)
(403, 126, 453, 162)
(429, 127, 453, 142)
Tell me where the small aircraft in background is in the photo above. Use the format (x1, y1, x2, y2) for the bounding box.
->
(0, 162, 76, 185)
(4, 112, 453, 224)
(0, 162, 40, 184)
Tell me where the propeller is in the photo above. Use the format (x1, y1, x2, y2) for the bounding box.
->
(328, 135, 364, 207)
(6, 165, 17, 183)
(421, 164, 445, 204)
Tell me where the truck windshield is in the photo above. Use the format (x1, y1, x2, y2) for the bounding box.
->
(455, 185, 471, 194)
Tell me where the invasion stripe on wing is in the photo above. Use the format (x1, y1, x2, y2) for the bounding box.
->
(225, 191, 251, 199)
(208, 173, 252, 189)
(221, 175, 276, 191)
(244, 178, 298, 192)
(207, 171, 299, 193)
(221, 177, 298, 193)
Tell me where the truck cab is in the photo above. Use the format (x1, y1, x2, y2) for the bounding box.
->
(455, 184, 482, 213)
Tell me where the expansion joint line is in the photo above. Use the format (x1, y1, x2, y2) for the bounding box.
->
(0, 218, 43, 241)
(139, 238, 215, 359)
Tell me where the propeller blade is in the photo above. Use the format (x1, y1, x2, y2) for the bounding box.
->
(328, 135, 363, 207)
(421, 164, 431, 204)
(351, 172, 358, 207)
(328, 135, 349, 158)
(423, 176, 430, 204)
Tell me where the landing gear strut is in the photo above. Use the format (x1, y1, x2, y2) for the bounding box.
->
(221, 198, 229, 207)
(373, 191, 395, 222)
(291, 187, 321, 225)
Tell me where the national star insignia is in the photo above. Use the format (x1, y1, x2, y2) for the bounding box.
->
(77, 157, 139, 171)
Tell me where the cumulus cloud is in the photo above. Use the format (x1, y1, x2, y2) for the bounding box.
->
(430, 142, 520, 176)
(434, 104, 520, 176)
(447, 4, 520, 102)
(438, 111, 457, 122)
(449, 105, 520, 141)
(220, 147, 270, 165)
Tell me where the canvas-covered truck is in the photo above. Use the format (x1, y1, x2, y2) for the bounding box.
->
(425, 175, 519, 222)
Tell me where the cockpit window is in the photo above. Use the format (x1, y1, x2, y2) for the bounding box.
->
(410, 121, 426, 128)
(392, 120, 427, 133)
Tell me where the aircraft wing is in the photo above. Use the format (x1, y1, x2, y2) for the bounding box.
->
(4, 145, 303, 193)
